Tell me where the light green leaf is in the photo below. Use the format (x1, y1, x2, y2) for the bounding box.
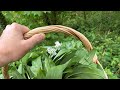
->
(0, 74, 4, 79)
(24, 65, 35, 79)
(45, 60, 71, 79)
(54, 53, 66, 64)
(34, 69, 46, 79)
(79, 49, 96, 66)
(21, 53, 31, 64)
(29, 52, 39, 59)
(70, 48, 88, 65)
(65, 65, 105, 79)
(17, 64, 23, 74)
(30, 56, 42, 76)
(87, 49, 96, 62)
(60, 49, 77, 64)
(44, 57, 55, 72)
(53, 49, 69, 60)
(19, 64, 26, 78)
(10, 67, 26, 79)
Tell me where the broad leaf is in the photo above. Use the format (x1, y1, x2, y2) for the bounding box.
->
(69, 48, 88, 65)
(10, 67, 26, 79)
(21, 53, 31, 64)
(79, 49, 97, 66)
(44, 56, 55, 72)
(60, 49, 77, 64)
(53, 49, 69, 60)
(24, 65, 35, 79)
(65, 65, 106, 79)
(30, 56, 43, 75)
(34, 69, 46, 79)
(45, 60, 71, 79)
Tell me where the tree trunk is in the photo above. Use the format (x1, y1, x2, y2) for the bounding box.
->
(43, 12, 51, 25)
(43, 11, 62, 25)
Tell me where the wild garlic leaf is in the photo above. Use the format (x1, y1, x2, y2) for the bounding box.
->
(79, 49, 96, 66)
(70, 48, 88, 65)
(60, 49, 77, 64)
(45, 60, 71, 79)
(10, 67, 26, 79)
(44, 56, 55, 72)
(34, 69, 46, 79)
(21, 53, 31, 64)
(17, 64, 23, 74)
(30, 56, 43, 76)
(24, 65, 35, 79)
(65, 65, 105, 79)
(53, 49, 69, 60)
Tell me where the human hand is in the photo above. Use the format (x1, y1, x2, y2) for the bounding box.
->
(0, 23, 45, 67)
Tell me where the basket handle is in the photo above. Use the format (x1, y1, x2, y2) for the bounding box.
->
(2, 25, 98, 79)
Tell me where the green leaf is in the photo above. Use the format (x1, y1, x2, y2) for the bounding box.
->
(70, 48, 88, 65)
(24, 65, 35, 79)
(31, 11, 42, 16)
(45, 60, 71, 79)
(54, 53, 66, 64)
(79, 49, 96, 66)
(10, 67, 26, 79)
(44, 57, 55, 72)
(23, 11, 31, 15)
(0, 74, 4, 79)
(21, 53, 31, 64)
(60, 49, 77, 64)
(34, 69, 46, 79)
(65, 65, 105, 79)
(17, 64, 23, 74)
(87, 49, 96, 62)
(29, 52, 39, 59)
(30, 56, 43, 76)
(17, 64, 26, 78)
(53, 49, 69, 60)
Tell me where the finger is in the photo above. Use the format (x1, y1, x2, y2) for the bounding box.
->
(20, 25, 30, 34)
(5, 25, 11, 29)
(2, 25, 11, 34)
(11, 22, 30, 34)
(22, 33, 45, 50)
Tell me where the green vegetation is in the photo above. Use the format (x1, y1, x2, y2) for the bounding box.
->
(0, 11, 120, 79)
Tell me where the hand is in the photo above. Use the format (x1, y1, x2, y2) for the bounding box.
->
(0, 23, 45, 67)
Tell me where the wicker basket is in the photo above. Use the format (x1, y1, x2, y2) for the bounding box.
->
(2, 25, 106, 79)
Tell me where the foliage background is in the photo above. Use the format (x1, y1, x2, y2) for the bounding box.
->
(0, 11, 120, 79)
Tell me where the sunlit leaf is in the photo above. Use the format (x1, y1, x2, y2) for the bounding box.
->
(10, 67, 26, 79)
(30, 56, 43, 75)
(65, 65, 106, 79)
(46, 60, 71, 79)
(24, 65, 35, 79)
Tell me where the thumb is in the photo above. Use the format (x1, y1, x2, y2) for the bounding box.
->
(23, 33, 45, 50)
